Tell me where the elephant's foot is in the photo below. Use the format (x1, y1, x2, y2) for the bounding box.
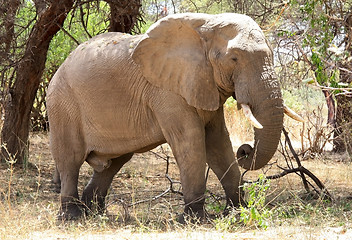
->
(58, 197, 84, 221)
(81, 194, 106, 216)
(81, 187, 107, 216)
(222, 197, 241, 216)
(178, 200, 206, 224)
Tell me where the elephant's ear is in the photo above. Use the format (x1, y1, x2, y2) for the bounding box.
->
(132, 14, 219, 111)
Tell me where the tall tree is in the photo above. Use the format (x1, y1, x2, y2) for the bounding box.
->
(1, 0, 75, 165)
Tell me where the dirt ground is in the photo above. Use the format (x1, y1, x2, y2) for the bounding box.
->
(1, 130, 352, 239)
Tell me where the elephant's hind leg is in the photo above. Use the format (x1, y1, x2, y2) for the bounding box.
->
(48, 89, 88, 220)
(81, 153, 133, 215)
(58, 163, 82, 220)
(54, 141, 86, 220)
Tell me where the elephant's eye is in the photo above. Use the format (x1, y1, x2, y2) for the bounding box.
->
(232, 57, 238, 62)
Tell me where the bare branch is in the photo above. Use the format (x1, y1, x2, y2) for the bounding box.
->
(56, 24, 80, 45)
(79, 4, 92, 38)
(283, 127, 310, 192)
(243, 127, 333, 202)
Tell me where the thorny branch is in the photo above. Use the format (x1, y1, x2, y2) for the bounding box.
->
(282, 127, 310, 192)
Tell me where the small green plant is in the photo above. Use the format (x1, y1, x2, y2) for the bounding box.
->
(240, 174, 272, 229)
(214, 174, 272, 231)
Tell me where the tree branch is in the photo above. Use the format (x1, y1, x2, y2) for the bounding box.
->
(282, 127, 310, 192)
(244, 127, 333, 202)
(56, 24, 80, 45)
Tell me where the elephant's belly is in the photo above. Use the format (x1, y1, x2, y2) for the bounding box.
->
(82, 111, 166, 156)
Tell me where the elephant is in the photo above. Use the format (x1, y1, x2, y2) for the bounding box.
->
(47, 13, 301, 221)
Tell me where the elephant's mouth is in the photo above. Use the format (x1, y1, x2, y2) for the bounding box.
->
(232, 92, 263, 129)
(232, 92, 237, 100)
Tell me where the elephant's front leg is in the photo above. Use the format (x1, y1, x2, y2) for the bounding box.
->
(154, 104, 207, 222)
(175, 133, 207, 221)
(205, 112, 242, 210)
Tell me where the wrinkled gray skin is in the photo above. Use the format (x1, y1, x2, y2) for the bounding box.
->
(47, 13, 284, 221)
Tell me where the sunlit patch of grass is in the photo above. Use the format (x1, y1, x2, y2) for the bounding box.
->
(271, 191, 352, 229)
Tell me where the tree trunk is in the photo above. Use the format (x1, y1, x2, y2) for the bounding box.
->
(332, 14, 352, 154)
(0, 0, 21, 102)
(333, 95, 352, 153)
(1, 0, 74, 165)
(322, 89, 336, 127)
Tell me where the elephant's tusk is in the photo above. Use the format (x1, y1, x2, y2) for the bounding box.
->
(283, 104, 305, 122)
(241, 104, 263, 129)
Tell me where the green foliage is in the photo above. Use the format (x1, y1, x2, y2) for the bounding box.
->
(240, 174, 272, 229)
(282, 87, 325, 112)
(289, 0, 346, 88)
(214, 174, 272, 231)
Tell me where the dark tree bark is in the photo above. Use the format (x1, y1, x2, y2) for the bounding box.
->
(0, 0, 20, 63)
(322, 89, 336, 127)
(333, 95, 352, 153)
(332, 14, 352, 154)
(106, 0, 141, 33)
(1, 0, 74, 165)
(0, 0, 21, 101)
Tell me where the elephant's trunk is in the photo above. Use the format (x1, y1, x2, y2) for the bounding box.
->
(236, 71, 284, 170)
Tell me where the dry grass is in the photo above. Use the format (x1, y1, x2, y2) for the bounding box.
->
(0, 105, 352, 239)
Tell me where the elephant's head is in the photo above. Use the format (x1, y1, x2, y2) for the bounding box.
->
(132, 13, 288, 170)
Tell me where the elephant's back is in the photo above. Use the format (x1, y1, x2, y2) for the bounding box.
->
(71, 32, 141, 62)
(67, 32, 142, 81)
(49, 32, 143, 95)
